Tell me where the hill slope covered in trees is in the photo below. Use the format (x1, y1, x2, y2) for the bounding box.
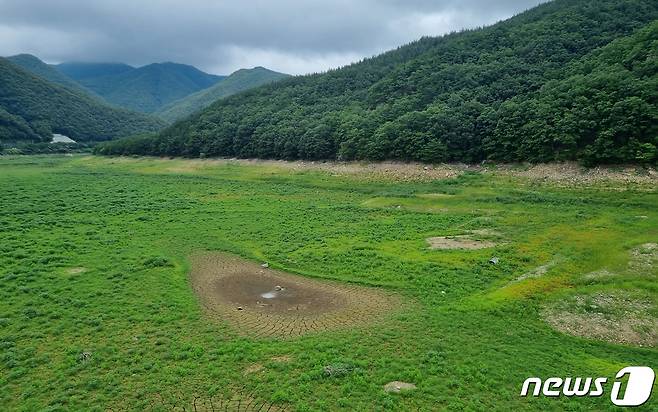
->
(157, 67, 289, 123)
(6, 54, 98, 97)
(96, 0, 658, 165)
(0, 58, 165, 143)
(57, 62, 225, 113)
(483, 21, 658, 164)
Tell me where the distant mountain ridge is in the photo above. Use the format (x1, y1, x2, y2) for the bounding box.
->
(56, 61, 225, 113)
(157, 66, 289, 122)
(0, 57, 164, 143)
(56, 62, 135, 80)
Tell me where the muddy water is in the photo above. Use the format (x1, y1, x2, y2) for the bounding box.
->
(213, 272, 345, 315)
(189, 252, 402, 338)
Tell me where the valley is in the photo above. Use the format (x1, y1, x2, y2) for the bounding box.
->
(1, 1, 656, 410)
(0, 155, 655, 410)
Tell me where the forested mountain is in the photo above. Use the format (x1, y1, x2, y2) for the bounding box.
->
(56, 62, 225, 113)
(97, 0, 658, 165)
(0, 58, 165, 143)
(157, 67, 289, 123)
(484, 21, 658, 164)
(6, 54, 96, 97)
(56, 62, 135, 80)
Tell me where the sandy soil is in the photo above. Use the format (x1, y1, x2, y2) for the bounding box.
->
(542, 292, 657, 347)
(189, 253, 400, 339)
(491, 162, 658, 187)
(426, 236, 496, 250)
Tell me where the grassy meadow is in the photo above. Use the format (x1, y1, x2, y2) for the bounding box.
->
(0, 155, 656, 411)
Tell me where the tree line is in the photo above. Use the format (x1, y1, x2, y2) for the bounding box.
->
(95, 0, 658, 165)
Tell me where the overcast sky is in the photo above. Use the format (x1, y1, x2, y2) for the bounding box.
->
(0, 0, 545, 75)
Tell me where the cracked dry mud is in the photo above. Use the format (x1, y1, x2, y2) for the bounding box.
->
(115, 390, 287, 412)
(189, 253, 400, 339)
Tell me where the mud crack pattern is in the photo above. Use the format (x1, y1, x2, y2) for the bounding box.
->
(189, 253, 399, 339)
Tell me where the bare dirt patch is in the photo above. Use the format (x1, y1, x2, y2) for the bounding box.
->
(243, 364, 264, 375)
(426, 236, 496, 250)
(189, 253, 400, 339)
(629, 243, 658, 274)
(542, 291, 657, 347)
(491, 162, 658, 188)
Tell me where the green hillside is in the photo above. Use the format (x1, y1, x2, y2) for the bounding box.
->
(57, 62, 225, 113)
(0, 58, 165, 143)
(98, 0, 658, 165)
(485, 20, 658, 164)
(6, 54, 96, 97)
(157, 67, 289, 122)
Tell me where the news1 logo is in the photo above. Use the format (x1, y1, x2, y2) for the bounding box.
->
(520, 366, 655, 407)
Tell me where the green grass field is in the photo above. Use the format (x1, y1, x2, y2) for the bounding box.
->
(1, 155, 656, 411)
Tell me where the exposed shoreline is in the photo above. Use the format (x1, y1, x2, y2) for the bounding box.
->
(99, 155, 658, 186)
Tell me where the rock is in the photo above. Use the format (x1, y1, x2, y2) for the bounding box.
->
(323, 363, 355, 377)
(237, 306, 243, 311)
(489, 257, 499, 265)
(261, 263, 269, 268)
(274, 285, 283, 291)
(384, 381, 416, 393)
(78, 351, 92, 362)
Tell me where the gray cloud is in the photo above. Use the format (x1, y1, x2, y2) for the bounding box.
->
(0, 0, 545, 75)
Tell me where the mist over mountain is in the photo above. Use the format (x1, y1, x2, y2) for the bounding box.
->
(56, 62, 135, 81)
(6, 54, 96, 97)
(56, 62, 225, 113)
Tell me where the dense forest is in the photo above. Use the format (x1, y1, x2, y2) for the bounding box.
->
(56, 62, 225, 113)
(157, 67, 289, 123)
(7, 54, 98, 97)
(97, 0, 658, 165)
(0, 58, 164, 143)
